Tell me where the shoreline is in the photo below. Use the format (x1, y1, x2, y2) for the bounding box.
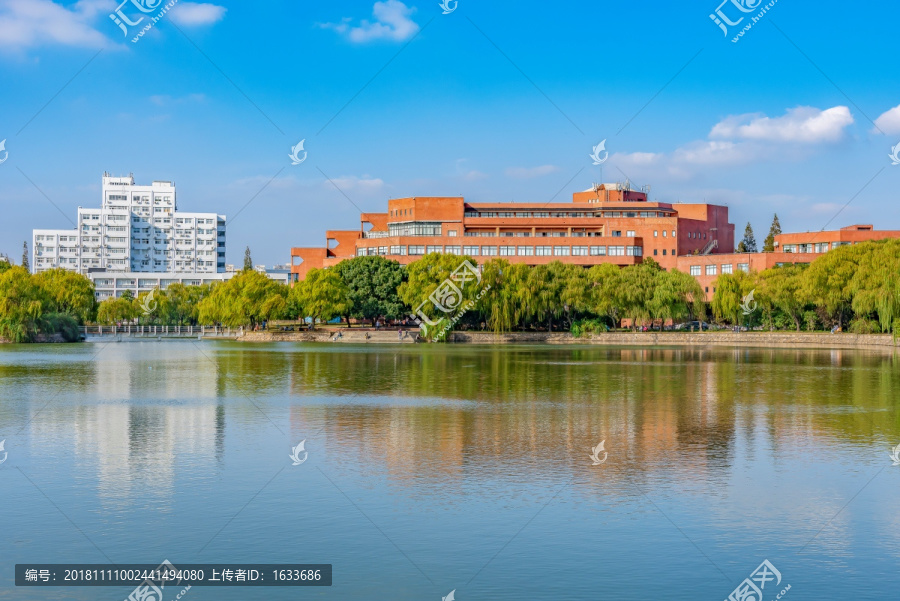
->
(236, 330, 900, 351)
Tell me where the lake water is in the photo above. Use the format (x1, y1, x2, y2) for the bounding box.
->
(1, 341, 898, 600)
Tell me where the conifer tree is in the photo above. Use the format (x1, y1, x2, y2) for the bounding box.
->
(763, 214, 782, 252)
(736, 222, 757, 253)
(243, 246, 253, 271)
(21, 241, 29, 271)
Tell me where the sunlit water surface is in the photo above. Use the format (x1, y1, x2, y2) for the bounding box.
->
(1, 341, 899, 600)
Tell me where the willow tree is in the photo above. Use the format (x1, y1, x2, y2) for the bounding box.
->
(476, 259, 526, 333)
(553, 262, 590, 329)
(290, 267, 351, 328)
(803, 241, 874, 330)
(759, 264, 808, 331)
(0, 266, 44, 342)
(198, 270, 288, 327)
(398, 253, 480, 337)
(651, 268, 705, 324)
(618, 259, 661, 329)
(586, 263, 623, 327)
(849, 239, 900, 334)
(96, 296, 138, 326)
(711, 269, 757, 325)
(33, 268, 97, 323)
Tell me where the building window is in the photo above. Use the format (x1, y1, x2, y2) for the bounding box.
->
(463, 245, 479, 256)
(499, 246, 515, 256)
(572, 246, 588, 256)
(408, 245, 425, 255)
(706, 264, 717, 275)
(378, 247, 387, 255)
(626, 246, 642, 256)
(799, 244, 813, 253)
(672, 230, 676, 237)
(481, 246, 498, 256)
(626, 230, 635, 237)
(782, 244, 797, 253)
(517, 246, 534, 256)
(590, 246, 606, 256)
(653, 249, 658, 256)
(612, 231, 622, 237)
(653, 230, 658, 237)
(608, 246, 625, 256)
(448, 230, 457, 237)
(690, 265, 701, 276)
(536, 246, 552, 256)
(662, 249, 667, 256)
(389, 222, 442, 237)
(553, 246, 570, 256)
(662, 230, 667, 237)
(737, 263, 750, 272)
(445, 246, 461, 255)
(357, 248, 366, 257)
(426, 245, 443, 254)
(389, 245, 404, 255)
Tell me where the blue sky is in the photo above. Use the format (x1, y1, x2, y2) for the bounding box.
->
(1, 0, 899, 266)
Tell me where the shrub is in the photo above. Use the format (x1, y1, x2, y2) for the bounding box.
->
(571, 318, 609, 338)
(803, 310, 818, 332)
(848, 317, 879, 334)
(39, 312, 80, 342)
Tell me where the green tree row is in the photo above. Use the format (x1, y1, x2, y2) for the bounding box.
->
(713, 238, 900, 334)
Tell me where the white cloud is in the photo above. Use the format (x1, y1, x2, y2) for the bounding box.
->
(611, 105, 856, 183)
(463, 170, 489, 181)
(709, 106, 853, 144)
(0, 0, 111, 50)
(874, 104, 900, 135)
(321, 0, 419, 43)
(504, 165, 559, 179)
(168, 2, 226, 26)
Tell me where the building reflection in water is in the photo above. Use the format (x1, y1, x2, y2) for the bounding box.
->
(25, 344, 225, 508)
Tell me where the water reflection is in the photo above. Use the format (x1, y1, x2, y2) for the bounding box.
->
(3, 344, 897, 499)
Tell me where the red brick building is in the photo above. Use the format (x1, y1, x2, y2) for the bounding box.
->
(290, 185, 900, 300)
(291, 183, 734, 279)
(674, 225, 900, 297)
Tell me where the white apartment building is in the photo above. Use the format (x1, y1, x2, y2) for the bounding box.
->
(33, 173, 226, 289)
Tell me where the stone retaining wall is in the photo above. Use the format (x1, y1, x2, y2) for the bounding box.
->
(449, 330, 900, 349)
(238, 329, 898, 350)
